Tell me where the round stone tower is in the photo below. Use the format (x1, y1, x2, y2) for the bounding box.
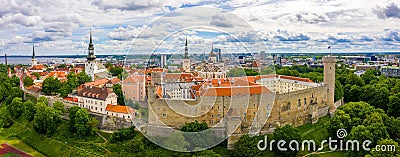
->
(322, 55, 336, 114)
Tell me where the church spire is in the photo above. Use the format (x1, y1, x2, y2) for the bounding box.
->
(87, 29, 96, 61)
(209, 43, 216, 57)
(32, 44, 35, 59)
(183, 35, 189, 59)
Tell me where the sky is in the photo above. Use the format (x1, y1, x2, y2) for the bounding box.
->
(0, 0, 400, 56)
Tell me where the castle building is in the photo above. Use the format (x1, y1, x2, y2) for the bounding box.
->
(182, 36, 191, 72)
(84, 30, 110, 81)
(146, 55, 337, 150)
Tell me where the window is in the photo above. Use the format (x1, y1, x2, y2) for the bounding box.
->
(95, 107, 97, 110)
(304, 98, 307, 105)
(298, 99, 301, 107)
(162, 113, 167, 117)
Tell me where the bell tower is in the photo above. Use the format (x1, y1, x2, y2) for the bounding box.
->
(323, 52, 336, 114)
(182, 36, 191, 72)
(85, 29, 98, 81)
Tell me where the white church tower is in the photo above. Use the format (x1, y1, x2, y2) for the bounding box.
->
(85, 29, 98, 81)
(182, 36, 191, 72)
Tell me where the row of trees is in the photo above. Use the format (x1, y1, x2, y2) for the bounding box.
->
(233, 125, 301, 157)
(40, 72, 91, 96)
(329, 102, 400, 157)
(338, 68, 400, 117)
(2, 95, 98, 137)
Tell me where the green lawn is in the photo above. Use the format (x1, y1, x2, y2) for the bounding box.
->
(0, 119, 105, 157)
(296, 116, 332, 156)
(0, 153, 19, 157)
(0, 129, 45, 157)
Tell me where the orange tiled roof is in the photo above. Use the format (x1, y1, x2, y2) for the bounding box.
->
(106, 104, 136, 114)
(27, 85, 41, 93)
(123, 75, 145, 84)
(48, 71, 68, 77)
(30, 64, 46, 70)
(39, 72, 48, 76)
(84, 78, 109, 87)
(200, 85, 271, 96)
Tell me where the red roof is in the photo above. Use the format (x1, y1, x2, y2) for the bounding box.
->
(30, 64, 46, 70)
(63, 97, 78, 102)
(200, 85, 271, 96)
(106, 104, 136, 114)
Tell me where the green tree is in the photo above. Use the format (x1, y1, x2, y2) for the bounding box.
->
(33, 102, 61, 134)
(74, 109, 97, 136)
(7, 97, 24, 119)
(110, 126, 137, 143)
(348, 85, 361, 102)
(361, 70, 378, 84)
(328, 110, 352, 136)
(228, 68, 246, 77)
(59, 82, 72, 98)
(181, 121, 211, 151)
(42, 76, 61, 95)
(334, 80, 344, 101)
(57, 64, 67, 68)
(66, 72, 79, 88)
(68, 106, 81, 133)
(77, 71, 91, 85)
(361, 84, 376, 105)
(233, 134, 263, 157)
(23, 100, 36, 121)
(181, 121, 208, 132)
(113, 84, 125, 105)
(345, 74, 365, 86)
(244, 69, 259, 76)
(52, 100, 65, 115)
(346, 125, 373, 157)
(23, 76, 34, 87)
(110, 66, 124, 76)
(163, 132, 188, 152)
(388, 94, 400, 117)
(371, 87, 390, 111)
(37, 96, 48, 106)
(368, 139, 400, 157)
(272, 125, 302, 156)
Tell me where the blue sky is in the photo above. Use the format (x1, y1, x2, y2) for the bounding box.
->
(0, 0, 400, 56)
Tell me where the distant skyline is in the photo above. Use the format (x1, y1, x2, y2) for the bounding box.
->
(1, 0, 399, 55)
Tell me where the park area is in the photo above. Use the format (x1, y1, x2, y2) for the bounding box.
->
(0, 130, 44, 157)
